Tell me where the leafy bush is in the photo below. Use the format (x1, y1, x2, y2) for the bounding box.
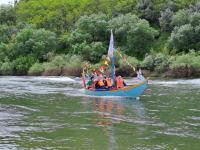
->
(13, 28, 57, 60)
(0, 43, 9, 61)
(154, 53, 170, 73)
(170, 52, 200, 69)
(168, 3, 200, 53)
(168, 24, 199, 52)
(0, 58, 13, 75)
(119, 56, 140, 69)
(63, 55, 83, 76)
(72, 42, 107, 63)
(43, 55, 66, 73)
(136, 0, 157, 23)
(13, 56, 36, 74)
(28, 63, 44, 76)
(68, 14, 109, 45)
(159, 8, 174, 32)
(109, 13, 158, 58)
(0, 4, 16, 25)
(169, 52, 200, 77)
(141, 54, 155, 71)
(0, 25, 16, 43)
(118, 56, 140, 76)
(141, 53, 170, 72)
(42, 55, 83, 76)
(171, 9, 190, 27)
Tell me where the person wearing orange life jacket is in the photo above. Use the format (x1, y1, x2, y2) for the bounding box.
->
(106, 77, 112, 88)
(116, 75, 126, 89)
(96, 74, 105, 88)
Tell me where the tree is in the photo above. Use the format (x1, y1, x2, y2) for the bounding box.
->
(171, 9, 190, 27)
(190, 12, 200, 26)
(12, 28, 57, 60)
(189, 2, 200, 13)
(71, 14, 109, 43)
(159, 1, 179, 32)
(0, 4, 16, 25)
(159, 8, 174, 32)
(0, 25, 17, 43)
(13, 55, 36, 74)
(72, 42, 107, 63)
(109, 14, 158, 58)
(67, 14, 109, 62)
(168, 2, 200, 53)
(168, 24, 196, 52)
(17, 0, 93, 33)
(127, 20, 158, 58)
(136, 0, 157, 23)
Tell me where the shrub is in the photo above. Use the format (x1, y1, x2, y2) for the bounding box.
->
(170, 52, 200, 69)
(0, 58, 13, 75)
(72, 42, 107, 63)
(154, 53, 170, 73)
(169, 52, 200, 77)
(141, 54, 154, 71)
(159, 8, 174, 32)
(109, 13, 158, 58)
(118, 56, 140, 76)
(159, 1, 179, 31)
(13, 28, 57, 60)
(28, 63, 44, 76)
(13, 56, 36, 75)
(68, 13, 109, 45)
(168, 24, 195, 53)
(141, 53, 170, 72)
(0, 4, 16, 25)
(0, 43, 9, 61)
(42, 55, 83, 76)
(171, 9, 190, 27)
(136, 0, 157, 23)
(0, 25, 15, 43)
(63, 55, 83, 76)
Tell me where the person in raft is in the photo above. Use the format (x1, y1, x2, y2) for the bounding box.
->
(94, 74, 104, 89)
(116, 75, 126, 89)
(87, 74, 125, 89)
(86, 74, 112, 89)
(86, 75, 94, 89)
(105, 76, 112, 88)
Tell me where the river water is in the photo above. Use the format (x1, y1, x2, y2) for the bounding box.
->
(0, 76, 200, 150)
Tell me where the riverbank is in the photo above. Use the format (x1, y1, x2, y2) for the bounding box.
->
(0, 52, 200, 78)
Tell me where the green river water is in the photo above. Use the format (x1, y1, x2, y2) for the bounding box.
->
(0, 77, 200, 150)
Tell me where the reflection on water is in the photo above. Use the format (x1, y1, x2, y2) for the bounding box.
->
(94, 99, 124, 126)
(0, 77, 200, 150)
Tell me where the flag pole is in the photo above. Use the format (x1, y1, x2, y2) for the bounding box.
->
(108, 30, 116, 86)
(111, 50, 115, 87)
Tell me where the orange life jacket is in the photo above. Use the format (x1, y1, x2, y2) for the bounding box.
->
(106, 78, 112, 87)
(98, 80, 104, 87)
(116, 77, 124, 89)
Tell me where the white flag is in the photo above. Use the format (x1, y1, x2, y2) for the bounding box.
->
(108, 30, 114, 58)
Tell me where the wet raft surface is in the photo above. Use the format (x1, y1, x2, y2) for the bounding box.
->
(0, 77, 200, 150)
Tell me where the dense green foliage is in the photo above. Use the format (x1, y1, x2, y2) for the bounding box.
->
(0, 0, 200, 77)
(12, 28, 57, 60)
(28, 62, 44, 75)
(0, 5, 16, 25)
